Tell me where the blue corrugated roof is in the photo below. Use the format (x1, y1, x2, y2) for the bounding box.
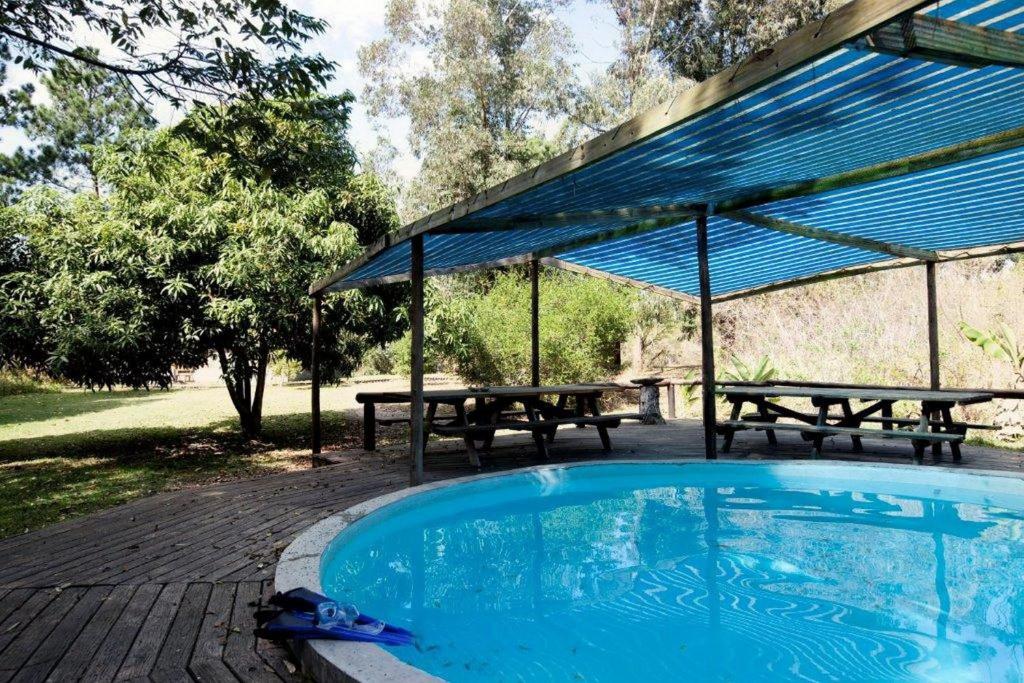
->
(323, 0, 1024, 300)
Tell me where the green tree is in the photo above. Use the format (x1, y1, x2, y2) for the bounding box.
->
(0, 0, 333, 106)
(359, 0, 575, 215)
(21, 53, 155, 195)
(644, 0, 838, 82)
(0, 96, 406, 436)
(560, 0, 693, 148)
(390, 271, 636, 385)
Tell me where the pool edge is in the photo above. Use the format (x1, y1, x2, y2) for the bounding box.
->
(275, 458, 1024, 682)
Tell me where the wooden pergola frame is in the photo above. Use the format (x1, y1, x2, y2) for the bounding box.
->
(309, 0, 1024, 484)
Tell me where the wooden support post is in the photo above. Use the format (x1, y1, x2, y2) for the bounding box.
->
(311, 294, 322, 456)
(530, 258, 540, 387)
(926, 261, 940, 390)
(410, 234, 425, 485)
(696, 214, 717, 460)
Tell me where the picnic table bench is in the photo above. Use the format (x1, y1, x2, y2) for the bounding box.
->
(715, 385, 995, 463)
(356, 384, 643, 466)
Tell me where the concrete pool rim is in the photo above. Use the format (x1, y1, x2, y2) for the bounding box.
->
(275, 458, 1024, 683)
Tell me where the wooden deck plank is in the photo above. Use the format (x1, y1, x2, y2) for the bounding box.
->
(114, 583, 188, 681)
(10, 585, 112, 683)
(255, 581, 302, 682)
(187, 582, 239, 683)
(0, 587, 85, 682)
(46, 584, 137, 682)
(0, 592, 56, 660)
(223, 582, 281, 682)
(0, 419, 1019, 680)
(80, 583, 161, 682)
(149, 582, 211, 683)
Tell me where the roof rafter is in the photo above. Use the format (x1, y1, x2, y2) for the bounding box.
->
(326, 215, 693, 292)
(437, 205, 700, 233)
(712, 240, 1024, 302)
(865, 12, 1024, 69)
(717, 124, 1024, 213)
(722, 209, 938, 261)
(540, 258, 701, 304)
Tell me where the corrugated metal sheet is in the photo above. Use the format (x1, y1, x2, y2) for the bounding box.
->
(335, 0, 1024, 299)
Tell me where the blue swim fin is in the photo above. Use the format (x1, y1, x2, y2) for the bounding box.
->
(256, 610, 415, 646)
(261, 589, 414, 646)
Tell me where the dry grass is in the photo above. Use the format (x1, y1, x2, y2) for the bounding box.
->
(661, 257, 1024, 438)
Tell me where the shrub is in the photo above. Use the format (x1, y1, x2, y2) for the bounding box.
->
(388, 270, 636, 385)
(0, 369, 62, 397)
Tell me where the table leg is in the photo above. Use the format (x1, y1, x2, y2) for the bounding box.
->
(363, 402, 376, 451)
(482, 399, 501, 450)
(524, 399, 549, 460)
(586, 395, 612, 451)
(454, 403, 481, 468)
(811, 403, 830, 458)
(722, 400, 742, 453)
(425, 401, 437, 430)
(840, 399, 863, 452)
(925, 401, 943, 461)
(881, 402, 894, 431)
(941, 406, 962, 463)
(666, 384, 676, 419)
(756, 400, 778, 446)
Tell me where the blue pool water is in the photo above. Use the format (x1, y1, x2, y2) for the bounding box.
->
(319, 463, 1024, 681)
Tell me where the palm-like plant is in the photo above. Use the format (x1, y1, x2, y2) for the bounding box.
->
(722, 355, 777, 383)
(959, 322, 1024, 386)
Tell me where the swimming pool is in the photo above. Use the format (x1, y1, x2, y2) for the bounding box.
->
(279, 461, 1024, 681)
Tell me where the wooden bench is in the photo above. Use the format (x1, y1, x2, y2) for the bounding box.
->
(742, 413, 998, 432)
(432, 413, 643, 462)
(720, 419, 964, 463)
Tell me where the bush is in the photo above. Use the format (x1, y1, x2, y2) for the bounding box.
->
(388, 270, 636, 385)
(0, 369, 62, 397)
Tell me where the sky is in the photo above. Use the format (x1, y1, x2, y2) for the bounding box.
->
(1, 0, 623, 182)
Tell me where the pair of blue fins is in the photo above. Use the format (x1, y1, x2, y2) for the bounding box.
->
(256, 588, 415, 646)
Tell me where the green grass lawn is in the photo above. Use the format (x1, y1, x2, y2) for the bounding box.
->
(0, 383, 388, 538)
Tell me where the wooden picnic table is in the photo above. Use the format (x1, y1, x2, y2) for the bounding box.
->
(356, 383, 642, 465)
(715, 384, 995, 463)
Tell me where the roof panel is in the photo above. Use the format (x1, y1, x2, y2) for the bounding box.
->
(322, 0, 1024, 300)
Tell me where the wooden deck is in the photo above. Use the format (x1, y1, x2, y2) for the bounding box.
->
(0, 419, 1020, 681)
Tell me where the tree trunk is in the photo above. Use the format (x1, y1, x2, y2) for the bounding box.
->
(216, 344, 268, 438)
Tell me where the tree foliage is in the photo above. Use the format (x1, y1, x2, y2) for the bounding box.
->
(359, 0, 575, 216)
(387, 271, 635, 385)
(0, 0, 333, 106)
(11, 53, 155, 196)
(646, 0, 839, 82)
(0, 96, 406, 436)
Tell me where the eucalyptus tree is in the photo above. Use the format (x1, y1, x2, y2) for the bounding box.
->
(359, 0, 576, 215)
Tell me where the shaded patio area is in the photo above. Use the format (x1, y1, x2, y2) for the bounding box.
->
(0, 420, 1020, 681)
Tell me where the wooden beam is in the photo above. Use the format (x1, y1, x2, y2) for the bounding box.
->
(313, 123, 1024, 295)
(713, 240, 1024, 302)
(530, 258, 540, 387)
(696, 215, 717, 460)
(439, 206, 700, 232)
(540, 257, 701, 304)
(716, 125, 1024, 215)
(867, 12, 1024, 69)
(311, 294, 322, 457)
(926, 261, 940, 390)
(330, 215, 691, 292)
(309, 0, 938, 295)
(409, 234, 425, 486)
(724, 209, 938, 261)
